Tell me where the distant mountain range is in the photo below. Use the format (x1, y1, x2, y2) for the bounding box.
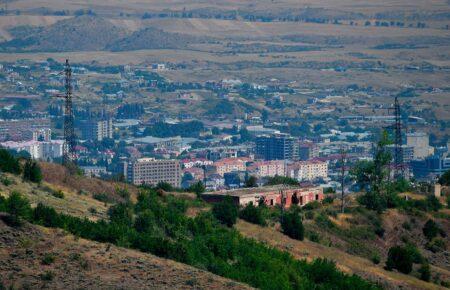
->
(0, 15, 203, 52)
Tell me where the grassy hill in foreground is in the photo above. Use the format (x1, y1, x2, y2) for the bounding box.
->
(0, 160, 378, 290)
(0, 216, 250, 290)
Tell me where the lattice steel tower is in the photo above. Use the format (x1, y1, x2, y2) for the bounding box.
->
(393, 96, 403, 179)
(62, 59, 76, 166)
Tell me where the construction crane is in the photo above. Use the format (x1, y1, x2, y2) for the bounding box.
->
(53, 59, 76, 166)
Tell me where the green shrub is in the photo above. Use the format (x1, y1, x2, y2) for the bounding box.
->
(402, 221, 411, 231)
(385, 245, 413, 274)
(41, 253, 55, 265)
(447, 195, 450, 209)
(304, 211, 315, 220)
(322, 196, 334, 204)
(281, 208, 304, 240)
(308, 231, 321, 243)
(212, 197, 238, 227)
(40, 271, 54, 281)
(371, 253, 381, 265)
(423, 219, 439, 240)
(404, 243, 424, 264)
(315, 212, 335, 229)
(426, 238, 447, 253)
(419, 262, 431, 282)
(52, 190, 64, 199)
(93, 193, 111, 203)
(0, 175, 12, 186)
(239, 203, 267, 226)
(303, 201, 321, 210)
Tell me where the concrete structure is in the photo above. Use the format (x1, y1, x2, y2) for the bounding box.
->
(298, 142, 319, 161)
(286, 160, 328, 181)
(213, 157, 250, 176)
(247, 160, 286, 177)
(407, 132, 434, 159)
(79, 119, 113, 141)
(411, 156, 450, 180)
(0, 140, 63, 160)
(256, 133, 298, 161)
(0, 118, 51, 141)
(202, 185, 324, 208)
(126, 158, 181, 187)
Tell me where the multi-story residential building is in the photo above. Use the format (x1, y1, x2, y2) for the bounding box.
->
(406, 132, 434, 159)
(202, 185, 324, 208)
(213, 157, 250, 176)
(80, 166, 107, 177)
(286, 160, 328, 181)
(247, 160, 286, 177)
(0, 118, 51, 141)
(256, 133, 298, 161)
(126, 158, 181, 187)
(79, 119, 113, 141)
(298, 142, 319, 161)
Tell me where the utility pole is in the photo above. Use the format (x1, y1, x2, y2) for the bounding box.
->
(339, 147, 347, 213)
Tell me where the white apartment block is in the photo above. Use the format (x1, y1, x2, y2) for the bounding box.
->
(126, 158, 181, 187)
(287, 160, 328, 181)
(0, 140, 63, 160)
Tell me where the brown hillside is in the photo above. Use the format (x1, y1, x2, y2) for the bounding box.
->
(236, 220, 446, 290)
(0, 217, 251, 290)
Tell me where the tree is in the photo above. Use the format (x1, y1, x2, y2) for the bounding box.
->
(423, 219, 439, 240)
(280, 208, 304, 240)
(108, 202, 133, 226)
(23, 159, 42, 183)
(439, 169, 450, 185)
(239, 203, 266, 226)
(187, 181, 205, 197)
(212, 197, 238, 227)
(385, 246, 413, 274)
(0, 148, 21, 174)
(245, 176, 258, 188)
(354, 131, 395, 212)
(5, 191, 31, 226)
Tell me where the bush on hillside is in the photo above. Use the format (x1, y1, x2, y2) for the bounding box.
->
(281, 208, 305, 240)
(212, 196, 238, 227)
(423, 219, 440, 240)
(239, 203, 267, 226)
(385, 246, 413, 274)
(3, 191, 31, 226)
(23, 159, 42, 183)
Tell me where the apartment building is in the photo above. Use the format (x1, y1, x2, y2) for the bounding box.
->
(126, 158, 181, 187)
(256, 133, 298, 161)
(213, 157, 251, 176)
(247, 160, 286, 177)
(406, 132, 434, 159)
(0, 140, 63, 160)
(79, 119, 113, 141)
(286, 160, 328, 181)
